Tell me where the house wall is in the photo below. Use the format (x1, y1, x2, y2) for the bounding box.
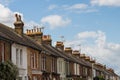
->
(57, 58, 66, 80)
(11, 43, 28, 80)
(0, 40, 11, 62)
(41, 52, 51, 80)
(27, 47, 42, 80)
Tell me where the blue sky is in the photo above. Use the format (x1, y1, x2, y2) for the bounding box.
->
(0, 0, 120, 75)
(7, 0, 120, 43)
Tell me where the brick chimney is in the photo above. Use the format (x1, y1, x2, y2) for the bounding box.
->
(80, 54, 86, 59)
(72, 50, 80, 58)
(14, 14, 24, 35)
(95, 63, 106, 71)
(55, 41, 64, 51)
(84, 56, 90, 61)
(107, 68, 114, 73)
(42, 35, 52, 45)
(64, 47, 72, 55)
(26, 27, 43, 44)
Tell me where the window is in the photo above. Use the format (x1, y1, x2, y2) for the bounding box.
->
(30, 52, 37, 69)
(43, 56, 46, 70)
(20, 49, 23, 65)
(31, 53, 34, 68)
(74, 63, 77, 75)
(79, 66, 82, 75)
(85, 68, 88, 75)
(16, 48, 23, 67)
(58, 60, 60, 72)
(18, 77, 22, 80)
(25, 76, 27, 80)
(16, 48, 19, 66)
(77, 64, 79, 75)
(83, 67, 86, 76)
(51, 58, 56, 72)
(33, 76, 37, 80)
(66, 62, 69, 75)
(58, 60, 62, 73)
(41, 55, 46, 70)
(60, 61, 62, 72)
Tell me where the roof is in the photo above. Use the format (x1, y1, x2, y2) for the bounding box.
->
(0, 23, 42, 51)
(54, 45, 92, 67)
(43, 44, 69, 59)
(39, 44, 59, 56)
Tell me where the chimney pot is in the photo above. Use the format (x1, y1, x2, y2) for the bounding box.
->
(28, 30, 30, 34)
(26, 29, 29, 34)
(32, 29, 34, 33)
(34, 28, 36, 32)
(39, 28, 41, 32)
(37, 28, 39, 32)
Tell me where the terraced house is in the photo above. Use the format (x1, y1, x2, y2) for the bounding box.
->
(0, 14, 119, 80)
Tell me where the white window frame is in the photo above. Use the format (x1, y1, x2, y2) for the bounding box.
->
(16, 48, 23, 67)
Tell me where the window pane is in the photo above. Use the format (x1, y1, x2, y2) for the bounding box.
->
(20, 49, 23, 65)
(16, 48, 19, 66)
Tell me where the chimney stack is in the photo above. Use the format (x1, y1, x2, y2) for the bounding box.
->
(72, 50, 80, 58)
(84, 56, 90, 61)
(14, 14, 24, 35)
(64, 47, 72, 55)
(55, 41, 64, 51)
(42, 35, 52, 45)
(80, 54, 86, 59)
(26, 27, 43, 44)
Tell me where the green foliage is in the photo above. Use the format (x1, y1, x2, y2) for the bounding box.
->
(0, 61, 18, 80)
(94, 76, 105, 80)
(99, 76, 105, 80)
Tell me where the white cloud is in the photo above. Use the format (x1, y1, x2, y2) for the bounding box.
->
(0, 0, 12, 6)
(41, 15, 71, 29)
(48, 4, 57, 10)
(0, 4, 14, 27)
(0, 4, 23, 27)
(66, 4, 88, 10)
(64, 3, 98, 13)
(0, 3, 40, 32)
(91, 0, 120, 7)
(48, 4, 97, 13)
(64, 30, 120, 75)
(24, 21, 44, 32)
(77, 31, 98, 39)
(25, 21, 41, 28)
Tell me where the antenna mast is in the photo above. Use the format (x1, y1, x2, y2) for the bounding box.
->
(60, 36, 65, 43)
(78, 44, 81, 54)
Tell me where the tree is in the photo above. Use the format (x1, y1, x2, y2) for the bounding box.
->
(0, 61, 18, 80)
(93, 76, 105, 80)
